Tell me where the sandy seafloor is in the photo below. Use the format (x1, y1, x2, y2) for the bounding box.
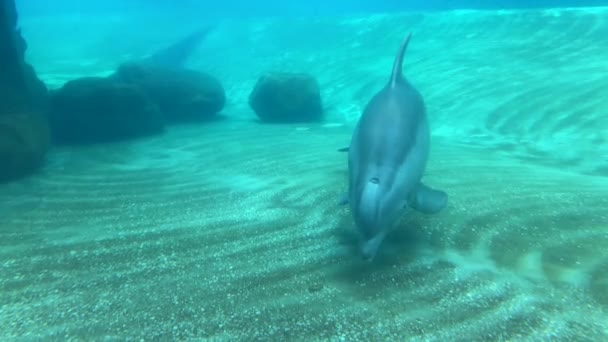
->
(1, 6, 608, 341)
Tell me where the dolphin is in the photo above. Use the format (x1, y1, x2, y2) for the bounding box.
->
(141, 25, 215, 69)
(344, 33, 447, 261)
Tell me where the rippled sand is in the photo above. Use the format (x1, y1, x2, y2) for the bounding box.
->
(2, 7, 607, 341)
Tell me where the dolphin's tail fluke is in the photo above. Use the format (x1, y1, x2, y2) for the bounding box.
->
(389, 32, 412, 88)
(143, 25, 215, 68)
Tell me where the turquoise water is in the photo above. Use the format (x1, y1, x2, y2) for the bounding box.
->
(1, 3, 608, 341)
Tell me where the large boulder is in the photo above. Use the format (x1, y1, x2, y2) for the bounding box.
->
(49, 77, 166, 144)
(0, 49, 48, 117)
(1, 0, 48, 115)
(0, 112, 50, 183)
(112, 62, 225, 122)
(249, 72, 323, 123)
(0, 0, 21, 85)
(1, 0, 51, 183)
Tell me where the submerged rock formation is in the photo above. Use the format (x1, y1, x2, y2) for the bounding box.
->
(112, 62, 225, 122)
(0, 0, 50, 183)
(49, 63, 226, 144)
(249, 72, 323, 123)
(0, 113, 50, 182)
(49, 77, 165, 144)
(48, 27, 225, 144)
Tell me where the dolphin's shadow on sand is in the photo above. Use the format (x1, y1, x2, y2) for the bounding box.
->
(334, 213, 431, 260)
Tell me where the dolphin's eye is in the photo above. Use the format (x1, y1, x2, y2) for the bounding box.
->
(369, 177, 380, 184)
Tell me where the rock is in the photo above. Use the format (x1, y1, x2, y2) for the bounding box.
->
(0, 46, 48, 116)
(0, 0, 21, 79)
(112, 62, 225, 122)
(0, 113, 50, 183)
(21, 63, 49, 113)
(1, 0, 51, 183)
(49, 77, 165, 144)
(249, 72, 323, 123)
(0, 0, 18, 30)
(1, 0, 48, 116)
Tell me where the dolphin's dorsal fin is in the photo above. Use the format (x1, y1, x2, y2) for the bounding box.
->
(389, 33, 412, 88)
(143, 25, 214, 68)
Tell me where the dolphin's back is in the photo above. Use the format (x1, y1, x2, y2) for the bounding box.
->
(358, 84, 424, 152)
(356, 31, 423, 163)
(351, 85, 427, 202)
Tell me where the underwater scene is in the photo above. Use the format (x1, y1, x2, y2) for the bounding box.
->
(1, 0, 608, 340)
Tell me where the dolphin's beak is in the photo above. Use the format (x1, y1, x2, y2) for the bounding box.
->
(360, 235, 384, 261)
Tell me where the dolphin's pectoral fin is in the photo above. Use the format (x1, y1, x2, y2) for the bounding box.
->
(338, 192, 349, 206)
(410, 183, 447, 214)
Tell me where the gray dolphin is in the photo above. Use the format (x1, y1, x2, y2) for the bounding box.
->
(141, 25, 215, 69)
(344, 33, 447, 260)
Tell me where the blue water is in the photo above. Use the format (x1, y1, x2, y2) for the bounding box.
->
(2, 0, 608, 340)
(17, 0, 608, 17)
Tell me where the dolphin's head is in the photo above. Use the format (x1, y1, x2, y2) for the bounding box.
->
(356, 210, 404, 261)
(359, 229, 389, 261)
(351, 178, 406, 261)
